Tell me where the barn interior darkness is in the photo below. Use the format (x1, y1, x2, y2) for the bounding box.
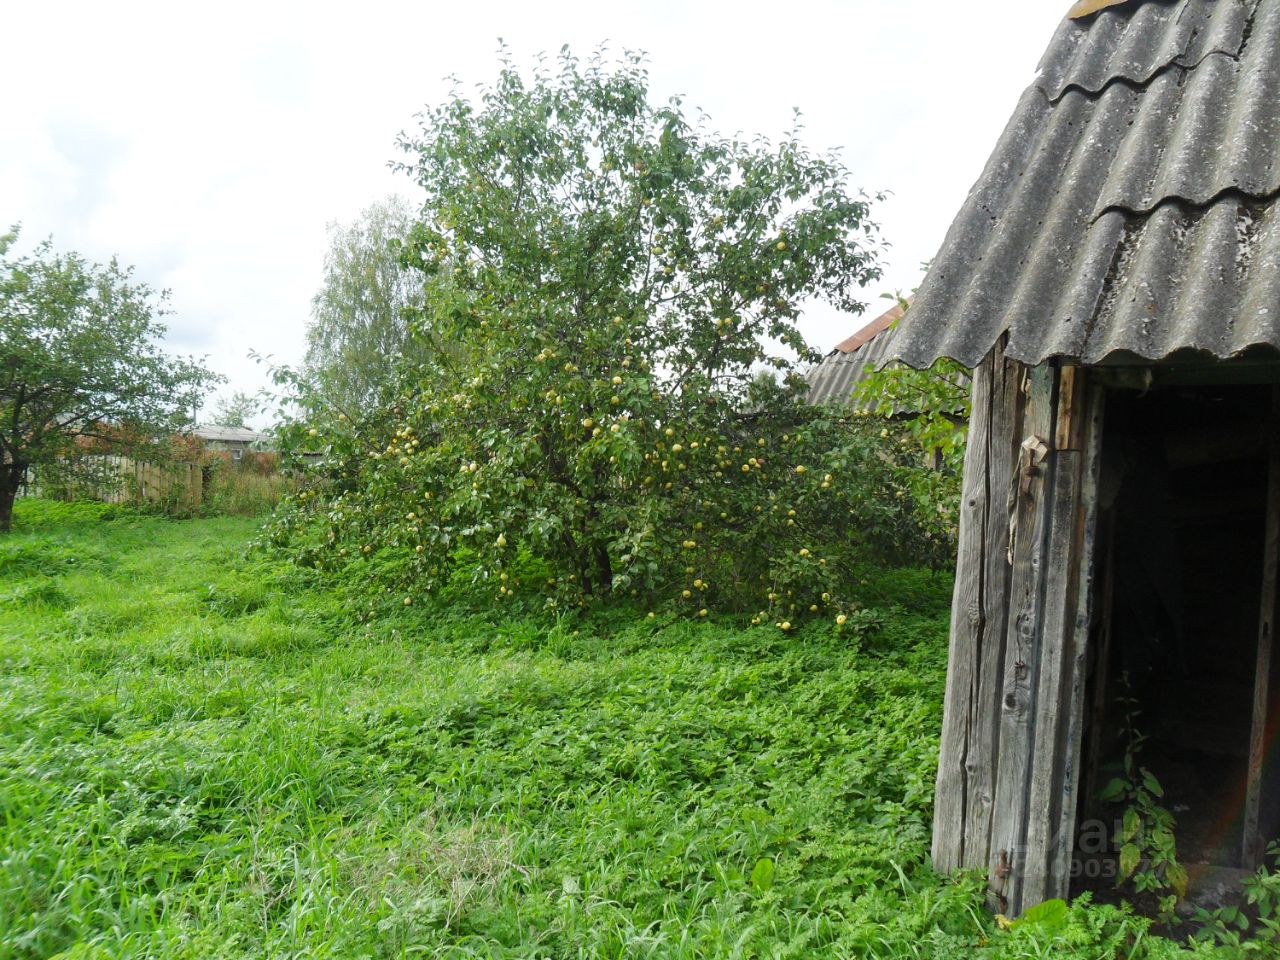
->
(1074, 378, 1280, 896)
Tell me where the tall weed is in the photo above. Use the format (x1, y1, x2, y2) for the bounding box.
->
(0, 506, 1237, 958)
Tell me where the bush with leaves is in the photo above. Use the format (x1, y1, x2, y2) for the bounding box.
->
(268, 48, 949, 621)
(0, 227, 219, 531)
(850, 293, 969, 549)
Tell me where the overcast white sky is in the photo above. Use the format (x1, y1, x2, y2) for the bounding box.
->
(3, 0, 1066, 422)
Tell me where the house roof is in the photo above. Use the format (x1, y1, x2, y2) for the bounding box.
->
(888, 0, 1280, 369)
(192, 424, 271, 444)
(806, 304, 905, 406)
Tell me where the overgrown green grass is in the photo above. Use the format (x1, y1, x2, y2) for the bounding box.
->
(0, 501, 1226, 958)
(202, 463, 295, 517)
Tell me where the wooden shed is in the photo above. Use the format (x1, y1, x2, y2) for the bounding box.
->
(887, 0, 1280, 915)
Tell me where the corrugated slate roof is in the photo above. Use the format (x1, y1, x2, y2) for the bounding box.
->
(1043, 0, 1254, 100)
(832, 299, 906, 354)
(806, 306, 904, 406)
(888, 0, 1280, 369)
(192, 425, 271, 444)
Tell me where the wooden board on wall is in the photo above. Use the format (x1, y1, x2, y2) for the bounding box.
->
(933, 349, 995, 872)
(986, 363, 1056, 914)
(932, 338, 1024, 875)
(1022, 369, 1107, 906)
(966, 345, 1023, 870)
(929, 356, 1108, 915)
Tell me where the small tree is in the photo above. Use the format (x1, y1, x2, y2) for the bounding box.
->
(304, 197, 429, 414)
(0, 228, 220, 531)
(210, 389, 267, 429)
(276, 50, 944, 619)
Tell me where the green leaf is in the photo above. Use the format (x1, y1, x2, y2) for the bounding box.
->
(1141, 769, 1164, 798)
(1151, 826, 1175, 854)
(1118, 843, 1141, 882)
(749, 857, 776, 892)
(1122, 807, 1140, 843)
(1166, 861, 1189, 900)
(1099, 778, 1128, 803)
(1018, 898, 1069, 930)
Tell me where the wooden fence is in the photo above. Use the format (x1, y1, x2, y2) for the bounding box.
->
(21, 456, 204, 510)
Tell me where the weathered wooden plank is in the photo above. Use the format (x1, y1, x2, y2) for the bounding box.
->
(1020, 452, 1078, 905)
(1244, 385, 1280, 867)
(1053, 366, 1078, 453)
(1082, 509, 1118, 821)
(932, 351, 996, 873)
(963, 342, 1022, 870)
(986, 362, 1056, 914)
(1020, 371, 1081, 907)
(1021, 368, 1103, 907)
(1050, 383, 1106, 898)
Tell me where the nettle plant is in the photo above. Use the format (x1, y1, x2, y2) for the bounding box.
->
(272, 49, 945, 621)
(1100, 685, 1187, 920)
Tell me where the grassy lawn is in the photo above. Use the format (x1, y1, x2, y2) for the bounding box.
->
(0, 501, 1211, 958)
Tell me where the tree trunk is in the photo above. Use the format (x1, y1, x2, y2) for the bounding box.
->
(0, 462, 26, 533)
(593, 542, 613, 593)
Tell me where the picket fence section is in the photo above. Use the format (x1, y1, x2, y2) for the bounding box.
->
(22, 456, 203, 510)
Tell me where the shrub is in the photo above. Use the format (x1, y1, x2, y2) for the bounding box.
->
(268, 48, 950, 622)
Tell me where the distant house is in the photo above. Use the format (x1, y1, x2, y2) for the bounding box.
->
(807, 297, 969, 427)
(806, 299, 908, 408)
(191, 425, 272, 460)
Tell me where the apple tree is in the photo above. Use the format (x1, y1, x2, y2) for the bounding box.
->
(274, 49, 945, 621)
(0, 228, 219, 531)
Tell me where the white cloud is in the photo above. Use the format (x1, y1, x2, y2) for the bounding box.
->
(1, 0, 1066, 421)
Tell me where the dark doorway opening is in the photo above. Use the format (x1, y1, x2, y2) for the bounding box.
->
(1074, 380, 1279, 906)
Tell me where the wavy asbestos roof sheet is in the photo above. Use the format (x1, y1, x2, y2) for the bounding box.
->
(192, 425, 272, 444)
(888, 0, 1280, 369)
(1042, 0, 1254, 100)
(806, 315, 903, 407)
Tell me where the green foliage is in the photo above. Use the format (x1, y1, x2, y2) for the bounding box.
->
(1011, 897, 1069, 932)
(1191, 843, 1280, 950)
(850, 292, 969, 546)
(7, 496, 133, 530)
(208, 389, 267, 429)
(0, 227, 220, 529)
(1, 577, 73, 610)
(201, 458, 295, 517)
(303, 196, 430, 414)
(1099, 684, 1187, 919)
(274, 49, 951, 622)
(0, 505, 1242, 958)
(852, 293, 970, 469)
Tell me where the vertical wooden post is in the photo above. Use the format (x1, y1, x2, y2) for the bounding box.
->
(933, 350, 995, 872)
(1244, 385, 1280, 868)
(1053, 384, 1106, 896)
(932, 339, 1022, 877)
(987, 363, 1056, 914)
(1020, 366, 1080, 906)
(1022, 374, 1106, 906)
(965, 346, 1022, 864)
